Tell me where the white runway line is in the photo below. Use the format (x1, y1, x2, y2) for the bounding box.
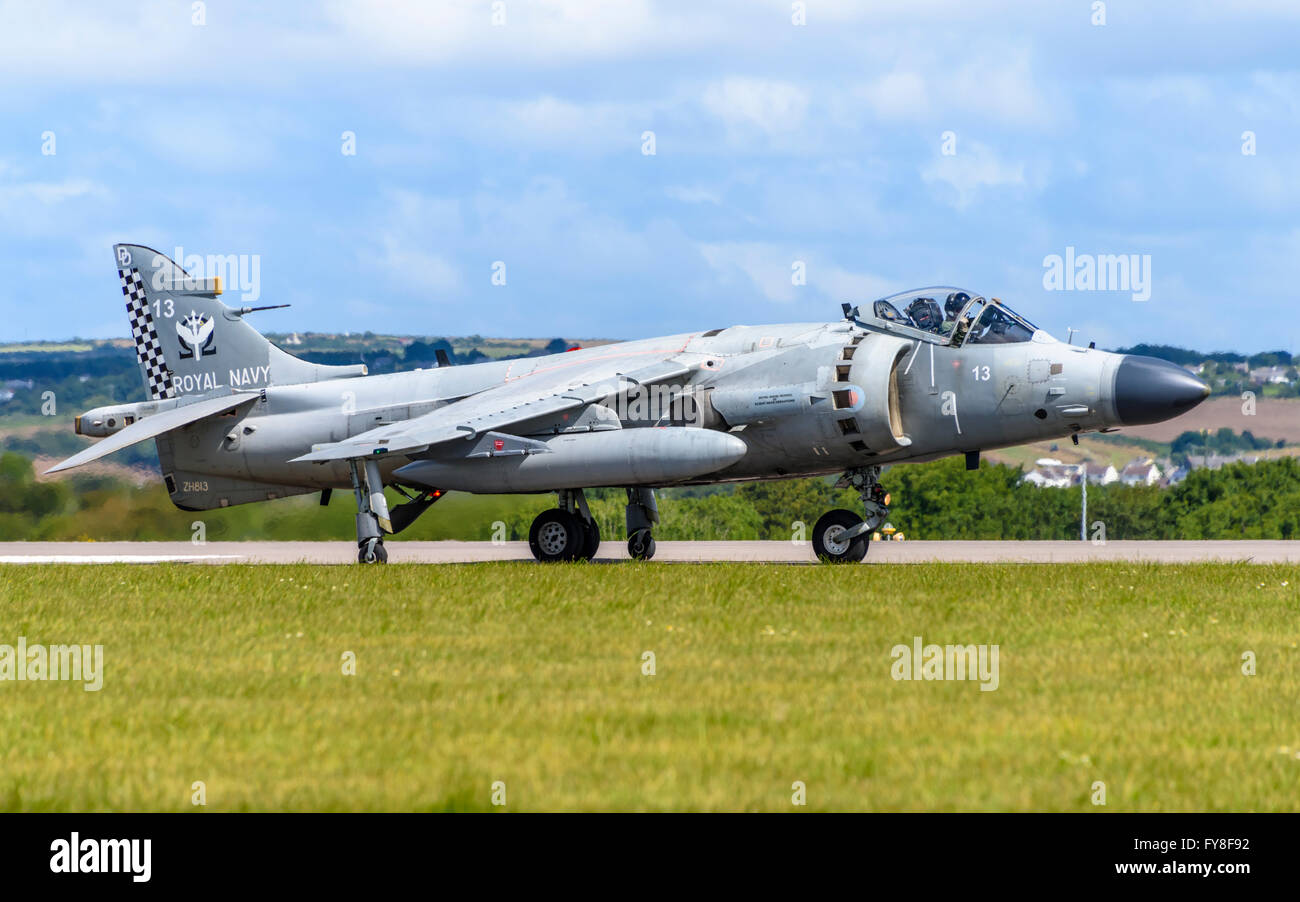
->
(0, 541, 1298, 564)
(0, 553, 244, 561)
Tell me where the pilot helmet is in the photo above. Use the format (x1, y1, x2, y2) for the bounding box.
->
(906, 297, 941, 331)
(944, 291, 971, 319)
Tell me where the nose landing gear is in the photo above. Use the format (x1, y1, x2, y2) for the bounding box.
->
(350, 458, 391, 564)
(813, 466, 890, 563)
(359, 536, 388, 564)
(812, 509, 868, 563)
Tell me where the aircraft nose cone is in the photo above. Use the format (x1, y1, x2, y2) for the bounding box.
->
(1113, 355, 1211, 426)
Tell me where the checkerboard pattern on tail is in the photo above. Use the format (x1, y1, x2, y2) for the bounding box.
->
(121, 267, 176, 401)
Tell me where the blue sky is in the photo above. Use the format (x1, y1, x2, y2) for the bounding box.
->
(1, 0, 1297, 352)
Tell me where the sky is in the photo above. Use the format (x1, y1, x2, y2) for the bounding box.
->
(1, 0, 1297, 353)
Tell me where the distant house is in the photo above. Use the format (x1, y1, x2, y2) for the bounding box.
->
(1023, 459, 1122, 488)
(1024, 466, 1073, 488)
(1249, 366, 1292, 385)
(1023, 459, 1081, 488)
(1119, 457, 1162, 486)
(1084, 462, 1119, 485)
(1163, 465, 1190, 486)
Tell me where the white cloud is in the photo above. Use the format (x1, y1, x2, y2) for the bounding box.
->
(665, 185, 723, 205)
(699, 241, 798, 303)
(375, 240, 461, 294)
(0, 165, 111, 239)
(0, 177, 104, 205)
(0, 0, 195, 80)
(818, 266, 896, 304)
(921, 141, 1027, 209)
(1107, 75, 1217, 110)
(493, 95, 650, 154)
(949, 53, 1054, 126)
(701, 78, 809, 136)
(366, 189, 463, 294)
(320, 0, 665, 66)
(857, 52, 1057, 127)
(0, 0, 730, 83)
(146, 115, 279, 171)
(698, 241, 893, 307)
(858, 71, 929, 120)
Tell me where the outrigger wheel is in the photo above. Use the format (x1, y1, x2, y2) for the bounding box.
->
(624, 486, 658, 561)
(627, 528, 656, 561)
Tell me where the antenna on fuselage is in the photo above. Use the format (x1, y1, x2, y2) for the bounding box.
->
(234, 304, 291, 316)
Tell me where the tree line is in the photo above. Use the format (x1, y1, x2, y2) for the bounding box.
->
(6, 451, 1296, 542)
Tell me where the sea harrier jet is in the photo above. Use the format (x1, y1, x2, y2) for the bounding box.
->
(49, 245, 1210, 563)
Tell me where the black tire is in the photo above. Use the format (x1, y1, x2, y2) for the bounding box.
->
(812, 509, 869, 563)
(578, 518, 601, 561)
(627, 529, 656, 561)
(529, 509, 584, 562)
(358, 539, 388, 564)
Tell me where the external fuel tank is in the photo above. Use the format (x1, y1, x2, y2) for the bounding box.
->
(393, 426, 748, 493)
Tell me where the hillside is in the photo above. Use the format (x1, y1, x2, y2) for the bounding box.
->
(1115, 396, 1300, 444)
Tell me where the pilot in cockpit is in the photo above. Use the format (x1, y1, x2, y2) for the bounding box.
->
(904, 297, 942, 333)
(940, 291, 971, 335)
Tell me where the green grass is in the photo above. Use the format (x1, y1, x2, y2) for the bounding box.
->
(0, 562, 1296, 811)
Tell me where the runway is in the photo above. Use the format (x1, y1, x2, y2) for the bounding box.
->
(0, 540, 1297, 564)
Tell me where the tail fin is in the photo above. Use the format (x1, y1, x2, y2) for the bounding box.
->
(114, 244, 365, 400)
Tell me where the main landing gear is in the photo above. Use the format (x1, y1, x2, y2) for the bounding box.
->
(525, 487, 660, 562)
(528, 489, 601, 562)
(812, 466, 890, 564)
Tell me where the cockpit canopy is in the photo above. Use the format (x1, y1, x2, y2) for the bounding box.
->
(862, 286, 1037, 345)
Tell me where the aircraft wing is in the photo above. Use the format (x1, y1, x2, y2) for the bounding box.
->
(292, 358, 694, 463)
(46, 392, 261, 474)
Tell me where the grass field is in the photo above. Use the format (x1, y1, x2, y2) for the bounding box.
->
(1122, 396, 1300, 444)
(0, 342, 95, 354)
(0, 562, 1296, 812)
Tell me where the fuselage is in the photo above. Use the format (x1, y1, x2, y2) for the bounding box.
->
(84, 317, 1174, 508)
